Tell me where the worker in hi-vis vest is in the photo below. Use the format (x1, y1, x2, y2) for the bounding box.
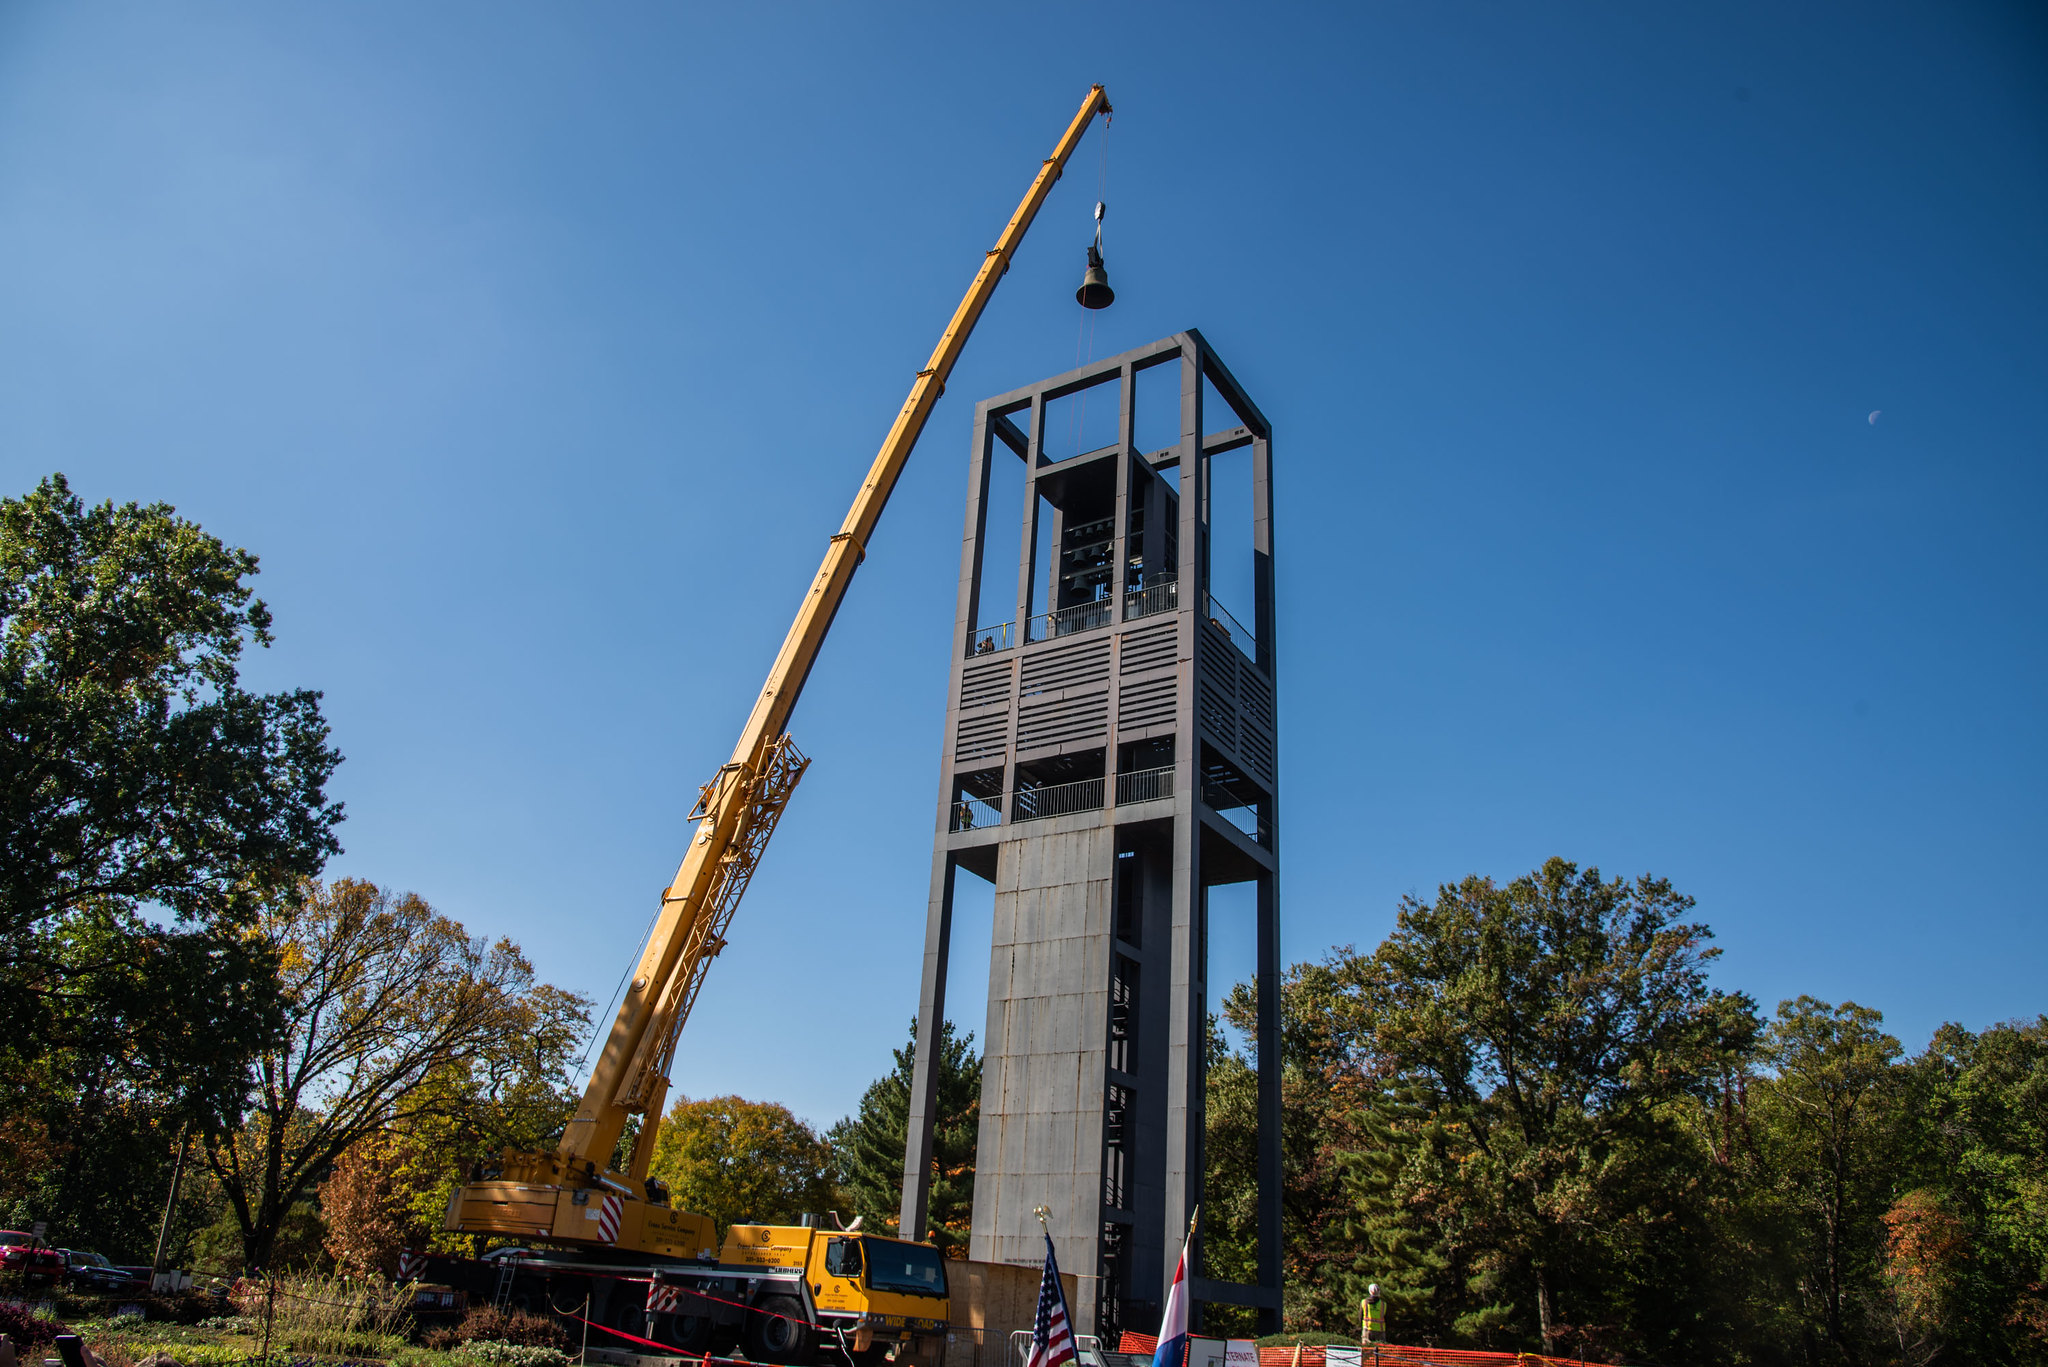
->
(1362, 1284, 1386, 1342)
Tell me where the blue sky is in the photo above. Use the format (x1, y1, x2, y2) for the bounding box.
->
(2, 2, 2042, 1129)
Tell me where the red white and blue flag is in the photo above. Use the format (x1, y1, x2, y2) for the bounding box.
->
(1027, 1232, 1079, 1367)
(1151, 1224, 1192, 1367)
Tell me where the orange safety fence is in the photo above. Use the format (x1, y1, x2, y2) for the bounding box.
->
(1114, 1334, 1616, 1367)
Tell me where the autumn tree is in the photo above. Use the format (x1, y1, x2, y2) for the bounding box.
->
(320, 980, 591, 1270)
(825, 1019, 981, 1253)
(647, 1096, 835, 1235)
(320, 1131, 411, 1277)
(201, 878, 589, 1270)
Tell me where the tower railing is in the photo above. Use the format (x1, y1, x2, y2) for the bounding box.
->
(1011, 775, 1105, 821)
(950, 795, 1004, 831)
(966, 621, 1013, 657)
(1026, 597, 1115, 643)
(1122, 574, 1179, 622)
(1114, 764, 1175, 805)
(1204, 593, 1257, 663)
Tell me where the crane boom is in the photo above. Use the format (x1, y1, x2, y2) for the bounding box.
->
(547, 85, 1113, 1195)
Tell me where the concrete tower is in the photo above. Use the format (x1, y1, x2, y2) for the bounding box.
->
(899, 331, 1281, 1338)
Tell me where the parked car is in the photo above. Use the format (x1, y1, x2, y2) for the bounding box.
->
(0, 1231, 65, 1280)
(61, 1250, 147, 1293)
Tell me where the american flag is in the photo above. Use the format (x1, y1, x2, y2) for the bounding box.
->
(1027, 1232, 1079, 1367)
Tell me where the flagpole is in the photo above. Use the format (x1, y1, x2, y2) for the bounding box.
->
(1028, 1206, 1080, 1367)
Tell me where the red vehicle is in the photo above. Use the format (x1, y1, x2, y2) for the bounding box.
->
(0, 1231, 64, 1280)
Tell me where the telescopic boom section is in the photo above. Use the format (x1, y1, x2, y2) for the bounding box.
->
(559, 85, 1113, 1180)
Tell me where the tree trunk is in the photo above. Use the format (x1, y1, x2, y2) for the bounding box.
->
(1535, 1264, 1556, 1352)
(1824, 1131, 1845, 1353)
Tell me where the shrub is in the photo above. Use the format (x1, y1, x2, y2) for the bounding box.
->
(154, 1292, 230, 1326)
(193, 1317, 258, 1335)
(453, 1306, 566, 1351)
(0, 1303, 69, 1353)
(457, 1341, 572, 1367)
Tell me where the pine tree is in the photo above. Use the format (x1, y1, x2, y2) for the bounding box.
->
(826, 1019, 980, 1253)
(1333, 1082, 1460, 1340)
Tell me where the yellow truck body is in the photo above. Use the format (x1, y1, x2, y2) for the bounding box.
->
(641, 1223, 948, 1365)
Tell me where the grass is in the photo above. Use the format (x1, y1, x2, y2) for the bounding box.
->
(48, 1280, 576, 1367)
(230, 1275, 415, 1359)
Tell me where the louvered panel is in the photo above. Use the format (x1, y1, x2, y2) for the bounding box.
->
(1195, 621, 1238, 751)
(1237, 668, 1273, 734)
(1022, 639, 1112, 696)
(1017, 689, 1109, 752)
(1119, 621, 1178, 675)
(1238, 724, 1275, 786)
(1197, 625, 1237, 694)
(960, 658, 1016, 710)
(1197, 678, 1236, 744)
(955, 711, 1011, 763)
(1117, 676, 1178, 732)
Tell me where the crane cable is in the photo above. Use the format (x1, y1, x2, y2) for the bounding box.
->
(572, 899, 667, 1085)
(1075, 115, 1110, 368)
(1072, 112, 1112, 467)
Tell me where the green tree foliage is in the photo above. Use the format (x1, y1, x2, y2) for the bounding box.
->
(200, 878, 588, 1271)
(1330, 1083, 1454, 1335)
(1196, 864, 2047, 1365)
(1205, 950, 1454, 1337)
(1202, 860, 1763, 1357)
(0, 471, 343, 985)
(825, 1018, 981, 1253)
(0, 473, 343, 1260)
(1743, 996, 1904, 1358)
(1729, 1006, 2048, 1365)
(0, 910, 282, 1259)
(647, 1096, 836, 1236)
(1341, 858, 1759, 1352)
(1202, 989, 1373, 1338)
(1903, 1015, 2048, 1358)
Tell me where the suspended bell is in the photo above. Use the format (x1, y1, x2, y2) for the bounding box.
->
(1076, 243, 1115, 310)
(1076, 199, 1114, 309)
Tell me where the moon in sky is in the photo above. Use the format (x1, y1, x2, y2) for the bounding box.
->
(1868, 410, 1882, 424)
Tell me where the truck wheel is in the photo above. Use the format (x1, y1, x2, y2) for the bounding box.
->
(747, 1296, 815, 1365)
(660, 1313, 713, 1354)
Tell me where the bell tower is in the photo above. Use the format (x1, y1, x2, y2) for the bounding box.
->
(898, 331, 1282, 1338)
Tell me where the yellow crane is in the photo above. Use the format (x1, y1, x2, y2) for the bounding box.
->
(448, 84, 1114, 1262)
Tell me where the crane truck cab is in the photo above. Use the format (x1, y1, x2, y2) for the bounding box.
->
(649, 1224, 949, 1367)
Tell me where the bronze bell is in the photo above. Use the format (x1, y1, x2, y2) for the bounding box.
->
(1076, 243, 1114, 310)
